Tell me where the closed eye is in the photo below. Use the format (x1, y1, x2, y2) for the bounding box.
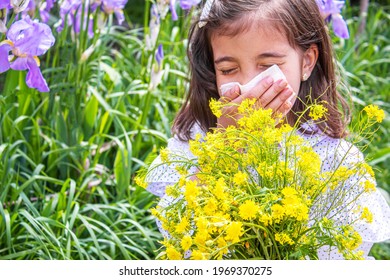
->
(220, 68, 238, 75)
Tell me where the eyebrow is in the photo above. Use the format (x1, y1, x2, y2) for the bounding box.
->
(256, 52, 286, 59)
(214, 56, 237, 65)
(214, 52, 286, 65)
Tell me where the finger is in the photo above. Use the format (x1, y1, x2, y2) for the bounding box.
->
(256, 79, 290, 108)
(273, 96, 294, 119)
(263, 85, 295, 111)
(234, 76, 274, 104)
(219, 85, 241, 103)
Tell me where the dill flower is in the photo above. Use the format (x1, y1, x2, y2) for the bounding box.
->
(363, 104, 385, 123)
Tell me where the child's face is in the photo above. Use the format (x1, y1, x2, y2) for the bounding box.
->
(211, 21, 305, 107)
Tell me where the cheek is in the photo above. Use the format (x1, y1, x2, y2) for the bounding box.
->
(284, 71, 302, 95)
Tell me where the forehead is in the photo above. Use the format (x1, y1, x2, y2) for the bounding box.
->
(210, 19, 291, 56)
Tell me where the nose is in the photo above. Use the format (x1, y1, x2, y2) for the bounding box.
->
(241, 69, 262, 85)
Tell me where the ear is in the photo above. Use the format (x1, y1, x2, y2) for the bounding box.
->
(301, 44, 319, 81)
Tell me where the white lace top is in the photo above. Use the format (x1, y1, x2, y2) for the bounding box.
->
(145, 122, 390, 260)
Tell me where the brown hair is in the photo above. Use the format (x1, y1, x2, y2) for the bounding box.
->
(172, 0, 351, 141)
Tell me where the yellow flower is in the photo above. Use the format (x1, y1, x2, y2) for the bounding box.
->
(216, 237, 229, 259)
(239, 200, 260, 220)
(309, 104, 328, 120)
(165, 185, 181, 198)
(363, 180, 376, 193)
(212, 177, 227, 198)
(166, 246, 182, 260)
(363, 104, 385, 123)
(275, 233, 294, 245)
(225, 222, 243, 244)
(361, 207, 373, 223)
(271, 204, 285, 223)
(160, 147, 169, 163)
(184, 180, 199, 208)
(175, 217, 189, 234)
(259, 213, 273, 226)
(191, 250, 206, 260)
(233, 171, 248, 186)
(193, 230, 209, 248)
(134, 175, 147, 189)
(204, 198, 218, 216)
(281, 187, 298, 197)
(181, 235, 193, 251)
(209, 98, 223, 118)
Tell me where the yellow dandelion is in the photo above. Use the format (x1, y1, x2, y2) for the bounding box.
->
(281, 187, 298, 197)
(204, 198, 218, 216)
(363, 104, 385, 123)
(309, 104, 328, 120)
(193, 230, 209, 248)
(233, 171, 248, 186)
(181, 235, 193, 251)
(175, 216, 189, 234)
(216, 237, 229, 259)
(184, 180, 199, 208)
(191, 250, 206, 260)
(271, 204, 285, 223)
(225, 222, 243, 244)
(239, 200, 260, 220)
(166, 246, 182, 260)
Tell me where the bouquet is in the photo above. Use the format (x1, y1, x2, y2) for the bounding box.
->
(141, 99, 384, 260)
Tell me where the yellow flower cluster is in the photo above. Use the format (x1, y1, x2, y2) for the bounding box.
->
(148, 101, 378, 260)
(309, 104, 328, 120)
(363, 104, 385, 123)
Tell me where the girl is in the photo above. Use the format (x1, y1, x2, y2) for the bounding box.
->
(146, 0, 390, 259)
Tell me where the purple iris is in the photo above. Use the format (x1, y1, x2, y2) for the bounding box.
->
(150, 44, 164, 89)
(0, 0, 11, 9)
(316, 0, 349, 39)
(169, 0, 178, 21)
(101, 0, 128, 25)
(155, 44, 164, 66)
(0, 16, 55, 92)
(57, 0, 94, 38)
(179, 0, 201, 10)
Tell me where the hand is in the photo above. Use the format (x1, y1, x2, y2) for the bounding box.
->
(217, 76, 296, 129)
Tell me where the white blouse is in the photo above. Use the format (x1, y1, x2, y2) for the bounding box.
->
(145, 122, 390, 260)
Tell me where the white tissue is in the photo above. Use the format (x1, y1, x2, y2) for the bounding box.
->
(220, 64, 286, 96)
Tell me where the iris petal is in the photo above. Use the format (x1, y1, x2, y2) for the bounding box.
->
(332, 14, 349, 39)
(0, 43, 11, 73)
(25, 57, 50, 92)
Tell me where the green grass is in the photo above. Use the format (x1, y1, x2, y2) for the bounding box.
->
(0, 2, 389, 260)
